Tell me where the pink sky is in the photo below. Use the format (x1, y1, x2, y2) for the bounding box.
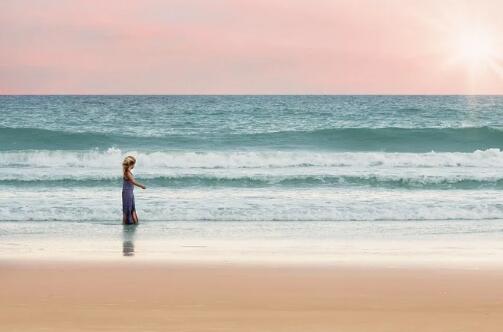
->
(1, 0, 503, 94)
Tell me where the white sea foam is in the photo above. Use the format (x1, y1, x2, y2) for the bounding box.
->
(1, 148, 503, 169)
(1, 149, 502, 184)
(2, 149, 502, 222)
(1, 187, 503, 222)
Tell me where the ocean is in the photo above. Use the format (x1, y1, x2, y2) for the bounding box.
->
(1, 95, 503, 263)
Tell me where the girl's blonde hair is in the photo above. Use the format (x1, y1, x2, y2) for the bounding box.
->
(122, 156, 136, 176)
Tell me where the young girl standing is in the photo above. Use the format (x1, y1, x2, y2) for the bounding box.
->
(122, 156, 146, 224)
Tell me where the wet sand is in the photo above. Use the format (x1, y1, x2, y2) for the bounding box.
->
(1, 260, 503, 331)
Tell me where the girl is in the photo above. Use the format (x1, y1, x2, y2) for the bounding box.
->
(122, 156, 146, 224)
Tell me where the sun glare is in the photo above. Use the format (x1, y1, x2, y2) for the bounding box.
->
(455, 30, 495, 66)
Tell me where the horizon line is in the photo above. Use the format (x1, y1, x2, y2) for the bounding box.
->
(2, 93, 503, 97)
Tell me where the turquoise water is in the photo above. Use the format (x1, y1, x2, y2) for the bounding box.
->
(2, 95, 503, 151)
(1, 95, 503, 222)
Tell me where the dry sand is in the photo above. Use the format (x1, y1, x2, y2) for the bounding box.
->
(1, 260, 503, 331)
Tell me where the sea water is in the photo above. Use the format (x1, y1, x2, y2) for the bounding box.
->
(1, 95, 503, 263)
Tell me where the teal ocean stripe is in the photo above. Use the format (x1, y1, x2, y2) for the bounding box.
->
(2, 126, 503, 152)
(2, 175, 503, 190)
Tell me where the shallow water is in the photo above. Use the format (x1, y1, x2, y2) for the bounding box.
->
(1, 219, 503, 266)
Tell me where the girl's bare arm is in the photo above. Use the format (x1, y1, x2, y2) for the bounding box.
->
(126, 171, 146, 189)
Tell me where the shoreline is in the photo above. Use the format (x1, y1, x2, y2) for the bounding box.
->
(2, 233, 503, 269)
(2, 218, 503, 269)
(2, 260, 503, 331)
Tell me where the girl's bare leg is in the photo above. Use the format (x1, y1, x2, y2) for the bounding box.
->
(132, 211, 139, 224)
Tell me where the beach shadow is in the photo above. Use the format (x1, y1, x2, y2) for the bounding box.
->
(122, 224, 137, 257)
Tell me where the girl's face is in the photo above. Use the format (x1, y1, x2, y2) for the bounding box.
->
(130, 164, 135, 170)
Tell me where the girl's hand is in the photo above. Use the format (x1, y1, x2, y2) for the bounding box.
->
(141, 185, 147, 190)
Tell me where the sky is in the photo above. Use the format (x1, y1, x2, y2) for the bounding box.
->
(1, 0, 503, 94)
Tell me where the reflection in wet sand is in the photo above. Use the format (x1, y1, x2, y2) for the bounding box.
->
(122, 225, 137, 257)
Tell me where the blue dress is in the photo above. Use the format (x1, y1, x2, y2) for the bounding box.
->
(122, 176, 136, 224)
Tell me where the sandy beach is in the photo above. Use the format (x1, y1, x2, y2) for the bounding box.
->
(1, 260, 503, 331)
